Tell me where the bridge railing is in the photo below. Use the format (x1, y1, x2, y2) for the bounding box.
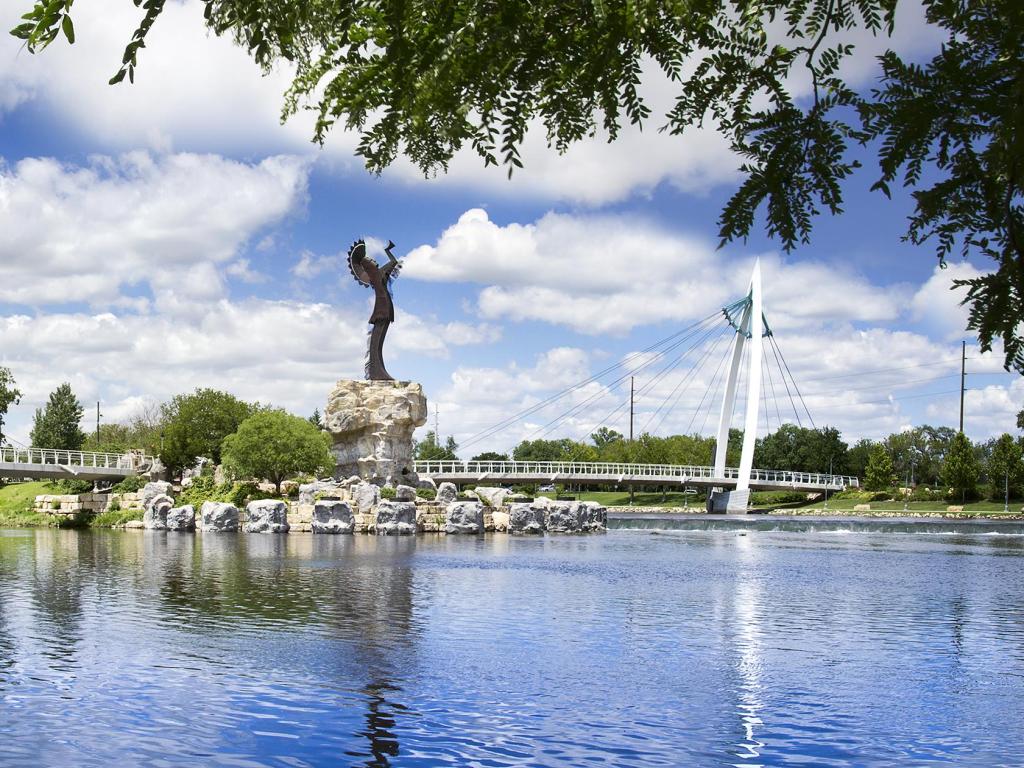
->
(414, 460, 859, 488)
(0, 447, 150, 471)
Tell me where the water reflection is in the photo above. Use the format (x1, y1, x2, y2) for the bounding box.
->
(0, 528, 1022, 767)
(731, 536, 765, 768)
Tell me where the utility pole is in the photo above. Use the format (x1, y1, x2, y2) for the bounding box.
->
(959, 340, 966, 433)
(96, 401, 101, 445)
(629, 377, 634, 441)
(434, 403, 439, 439)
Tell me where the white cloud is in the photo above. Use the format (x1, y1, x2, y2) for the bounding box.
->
(0, 298, 471, 444)
(909, 261, 979, 341)
(292, 250, 342, 280)
(405, 208, 906, 335)
(0, 151, 309, 307)
(225, 259, 268, 284)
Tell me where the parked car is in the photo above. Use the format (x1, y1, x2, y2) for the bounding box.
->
(538, 484, 555, 492)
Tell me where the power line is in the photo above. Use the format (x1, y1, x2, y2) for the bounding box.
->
(459, 311, 721, 449)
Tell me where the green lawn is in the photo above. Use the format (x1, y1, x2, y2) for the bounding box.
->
(0, 481, 61, 527)
(574, 490, 704, 508)
(572, 488, 1022, 517)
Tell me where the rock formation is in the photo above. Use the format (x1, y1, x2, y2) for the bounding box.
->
(245, 500, 290, 533)
(374, 500, 417, 535)
(165, 505, 196, 531)
(323, 379, 427, 484)
(435, 482, 458, 505)
(509, 502, 545, 534)
(142, 493, 174, 530)
(199, 502, 239, 532)
(312, 500, 355, 534)
(445, 501, 484, 534)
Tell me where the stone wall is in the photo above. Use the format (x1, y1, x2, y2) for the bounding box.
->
(34, 491, 145, 517)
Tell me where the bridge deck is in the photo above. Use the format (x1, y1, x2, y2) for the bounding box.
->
(0, 448, 149, 481)
(414, 460, 858, 492)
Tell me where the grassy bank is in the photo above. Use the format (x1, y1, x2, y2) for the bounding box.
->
(0, 481, 61, 527)
(574, 489, 1022, 518)
(0, 481, 145, 528)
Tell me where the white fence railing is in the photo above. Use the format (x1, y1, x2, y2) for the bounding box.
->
(0, 447, 151, 472)
(413, 460, 859, 489)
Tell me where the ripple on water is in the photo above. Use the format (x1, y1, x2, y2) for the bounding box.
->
(0, 528, 1022, 766)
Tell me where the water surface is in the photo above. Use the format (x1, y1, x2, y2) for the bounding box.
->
(0, 527, 1021, 767)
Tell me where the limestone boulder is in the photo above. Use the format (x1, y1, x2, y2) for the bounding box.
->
(445, 501, 484, 534)
(472, 486, 511, 509)
(435, 482, 458, 505)
(374, 500, 417, 535)
(395, 484, 417, 501)
(141, 481, 173, 510)
(545, 501, 583, 533)
(299, 479, 343, 505)
(352, 482, 381, 514)
(143, 493, 174, 530)
(165, 505, 196, 532)
(579, 502, 608, 532)
(312, 500, 355, 534)
(417, 477, 437, 491)
(245, 500, 290, 533)
(323, 379, 428, 483)
(200, 502, 239, 532)
(509, 503, 545, 534)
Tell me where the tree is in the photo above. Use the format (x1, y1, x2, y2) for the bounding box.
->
(513, 437, 601, 462)
(1017, 409, 1024, 432)
(160, 389, 257, 477)
(0, 367, 22, 446)
(590, 428, 624, 451)
(309, 408, 322, 428)
(30, 383, 86, 450)
(415, 431, 458, 461)
(942, 431, 981, 502)
(755, 424, 848, 474)
(863, 445, 896, 491)
(471, 451, 509, 462)
(221, 410, 334, 494)
(13, 0, 1024, 372)
(846, 439, 874, 480)
(985, 433, 1024, 501)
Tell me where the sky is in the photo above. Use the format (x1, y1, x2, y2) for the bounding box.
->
(0, 0, 1020, 458)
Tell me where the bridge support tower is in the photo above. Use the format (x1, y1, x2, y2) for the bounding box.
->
(709, 259, 764, 514)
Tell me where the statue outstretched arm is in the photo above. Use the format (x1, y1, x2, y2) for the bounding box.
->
(383, 240, 400, 279)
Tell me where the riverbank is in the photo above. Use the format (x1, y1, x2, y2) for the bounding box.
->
(606, 505, 1024, 520)
(0, 481, 145, 528)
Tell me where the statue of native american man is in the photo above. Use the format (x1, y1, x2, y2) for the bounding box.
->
(347, 239, 401, 381)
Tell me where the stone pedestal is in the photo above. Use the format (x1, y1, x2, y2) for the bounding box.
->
(324, 379, 428, 484)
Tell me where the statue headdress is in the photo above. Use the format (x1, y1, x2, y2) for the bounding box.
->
(347, 239, 371, 287)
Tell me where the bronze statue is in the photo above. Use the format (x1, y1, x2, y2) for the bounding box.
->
(348, 239, 401, 381)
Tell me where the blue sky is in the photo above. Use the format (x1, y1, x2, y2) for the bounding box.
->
(0, 0, 1019, 456)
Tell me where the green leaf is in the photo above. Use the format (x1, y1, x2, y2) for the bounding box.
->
(61, 14, 74, 44)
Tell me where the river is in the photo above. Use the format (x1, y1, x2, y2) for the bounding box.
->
(0, 525, 1021, 766)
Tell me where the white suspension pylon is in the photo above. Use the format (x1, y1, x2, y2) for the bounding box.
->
(712, 259, 764, 500)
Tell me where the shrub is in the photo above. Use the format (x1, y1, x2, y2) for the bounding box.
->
(415, 487, 434, 499)
(380, 486, 396, 500)
(111, 475, 146, 493)
(54, 478, 94, 495)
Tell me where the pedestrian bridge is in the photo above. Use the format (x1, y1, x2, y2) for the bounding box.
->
(0, 447, 153, 481)
(414, 460, 859, 493)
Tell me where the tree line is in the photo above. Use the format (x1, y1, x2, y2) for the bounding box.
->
(0, 371, 332, 493)
(425, 419, 1024, 502)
